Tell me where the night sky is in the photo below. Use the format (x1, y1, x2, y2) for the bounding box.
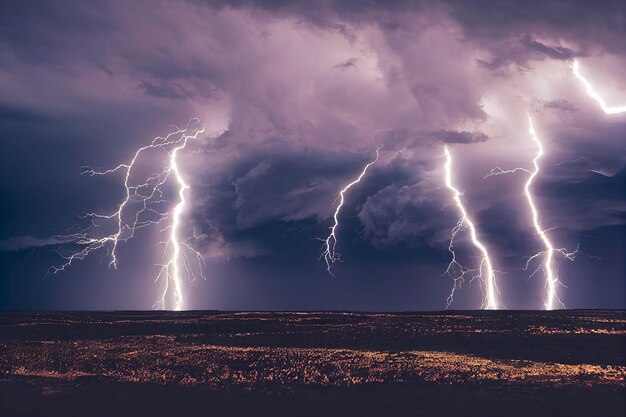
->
(1, 0, 624, 311)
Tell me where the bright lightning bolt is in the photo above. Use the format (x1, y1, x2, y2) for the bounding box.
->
(484, 115, 579, 310)
(572, 60, 626, 115)
(525, 116, 561, 310)
(48, 119, 207, 311)
(526, 116, 584, 310)
(321, 146, 382, 276)
(443, 146, 499, 310)
(154, 124, 206, 311)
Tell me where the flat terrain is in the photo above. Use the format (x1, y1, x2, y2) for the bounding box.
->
(1, 310, 624, 416)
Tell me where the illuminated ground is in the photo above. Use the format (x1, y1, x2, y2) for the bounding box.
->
(1, 311, 624, 416)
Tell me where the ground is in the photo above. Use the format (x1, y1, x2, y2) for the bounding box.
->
(1, 310, 624, 416)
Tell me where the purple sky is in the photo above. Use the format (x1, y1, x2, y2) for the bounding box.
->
(0, 0, 624, 310)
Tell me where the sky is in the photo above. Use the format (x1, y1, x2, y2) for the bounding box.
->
(0, 0, 624, 311)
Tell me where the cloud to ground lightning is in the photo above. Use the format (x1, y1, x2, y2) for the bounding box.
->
(3, 1, 625, 312)
(154, 122, 207, 311)
(484, 115, 579, 310)
(48, 119, 207, 310)
(321, 146, 382, 276)
(443, 146, 499, 310)
(525, 116, 566, 310)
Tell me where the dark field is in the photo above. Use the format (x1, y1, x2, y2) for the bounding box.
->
(1, 310, 624, 417)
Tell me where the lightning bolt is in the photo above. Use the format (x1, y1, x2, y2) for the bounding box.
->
(484, 115, 578, 310)
(525, 116, 562, 310)
(321, 146, 382, 275)
(443, 146, 499, 310)
(443, 216, 474, 308)
(48, 119, 207, 311)
(153, 123, 207, 311)
(572, 60, 626, 114)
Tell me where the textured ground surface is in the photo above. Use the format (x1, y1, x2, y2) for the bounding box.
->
(0, 310, 624, 416)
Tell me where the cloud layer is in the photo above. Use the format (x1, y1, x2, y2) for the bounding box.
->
(0, 0, 624, 310)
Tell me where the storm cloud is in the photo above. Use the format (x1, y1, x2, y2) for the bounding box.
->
(0, 0, 624, 310)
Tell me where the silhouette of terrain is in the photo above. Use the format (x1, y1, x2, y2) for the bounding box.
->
(1, 310, 624, 416)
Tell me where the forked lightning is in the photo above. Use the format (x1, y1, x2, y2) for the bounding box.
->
(444, 146, 499, 310)
(49, 119, 207, 311)
(321, 146, 382, 275)
(484, 115, 578, 309)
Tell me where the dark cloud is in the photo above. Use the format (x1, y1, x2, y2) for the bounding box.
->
(0, 105, 49, 125)
(543, 99, 579, 113)
(358, 183, 453, 249)
(0, 235, 73, 252)
(520, 35, 576, 60)
(333, 57, 359, 69)
(443, 0, 626, 54)
(431, 130, 489, 144)
(193, 145, 404, 234)
(540, 167, 626, 232)
(0, 0, 624, 310)
(139, 80, 220, 100)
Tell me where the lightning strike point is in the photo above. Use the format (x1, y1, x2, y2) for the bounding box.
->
(525, 116, 563, 310)
(49, 119, 208, 311)
(484, 115, 579, 310)
(443, 146, 499, 310)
